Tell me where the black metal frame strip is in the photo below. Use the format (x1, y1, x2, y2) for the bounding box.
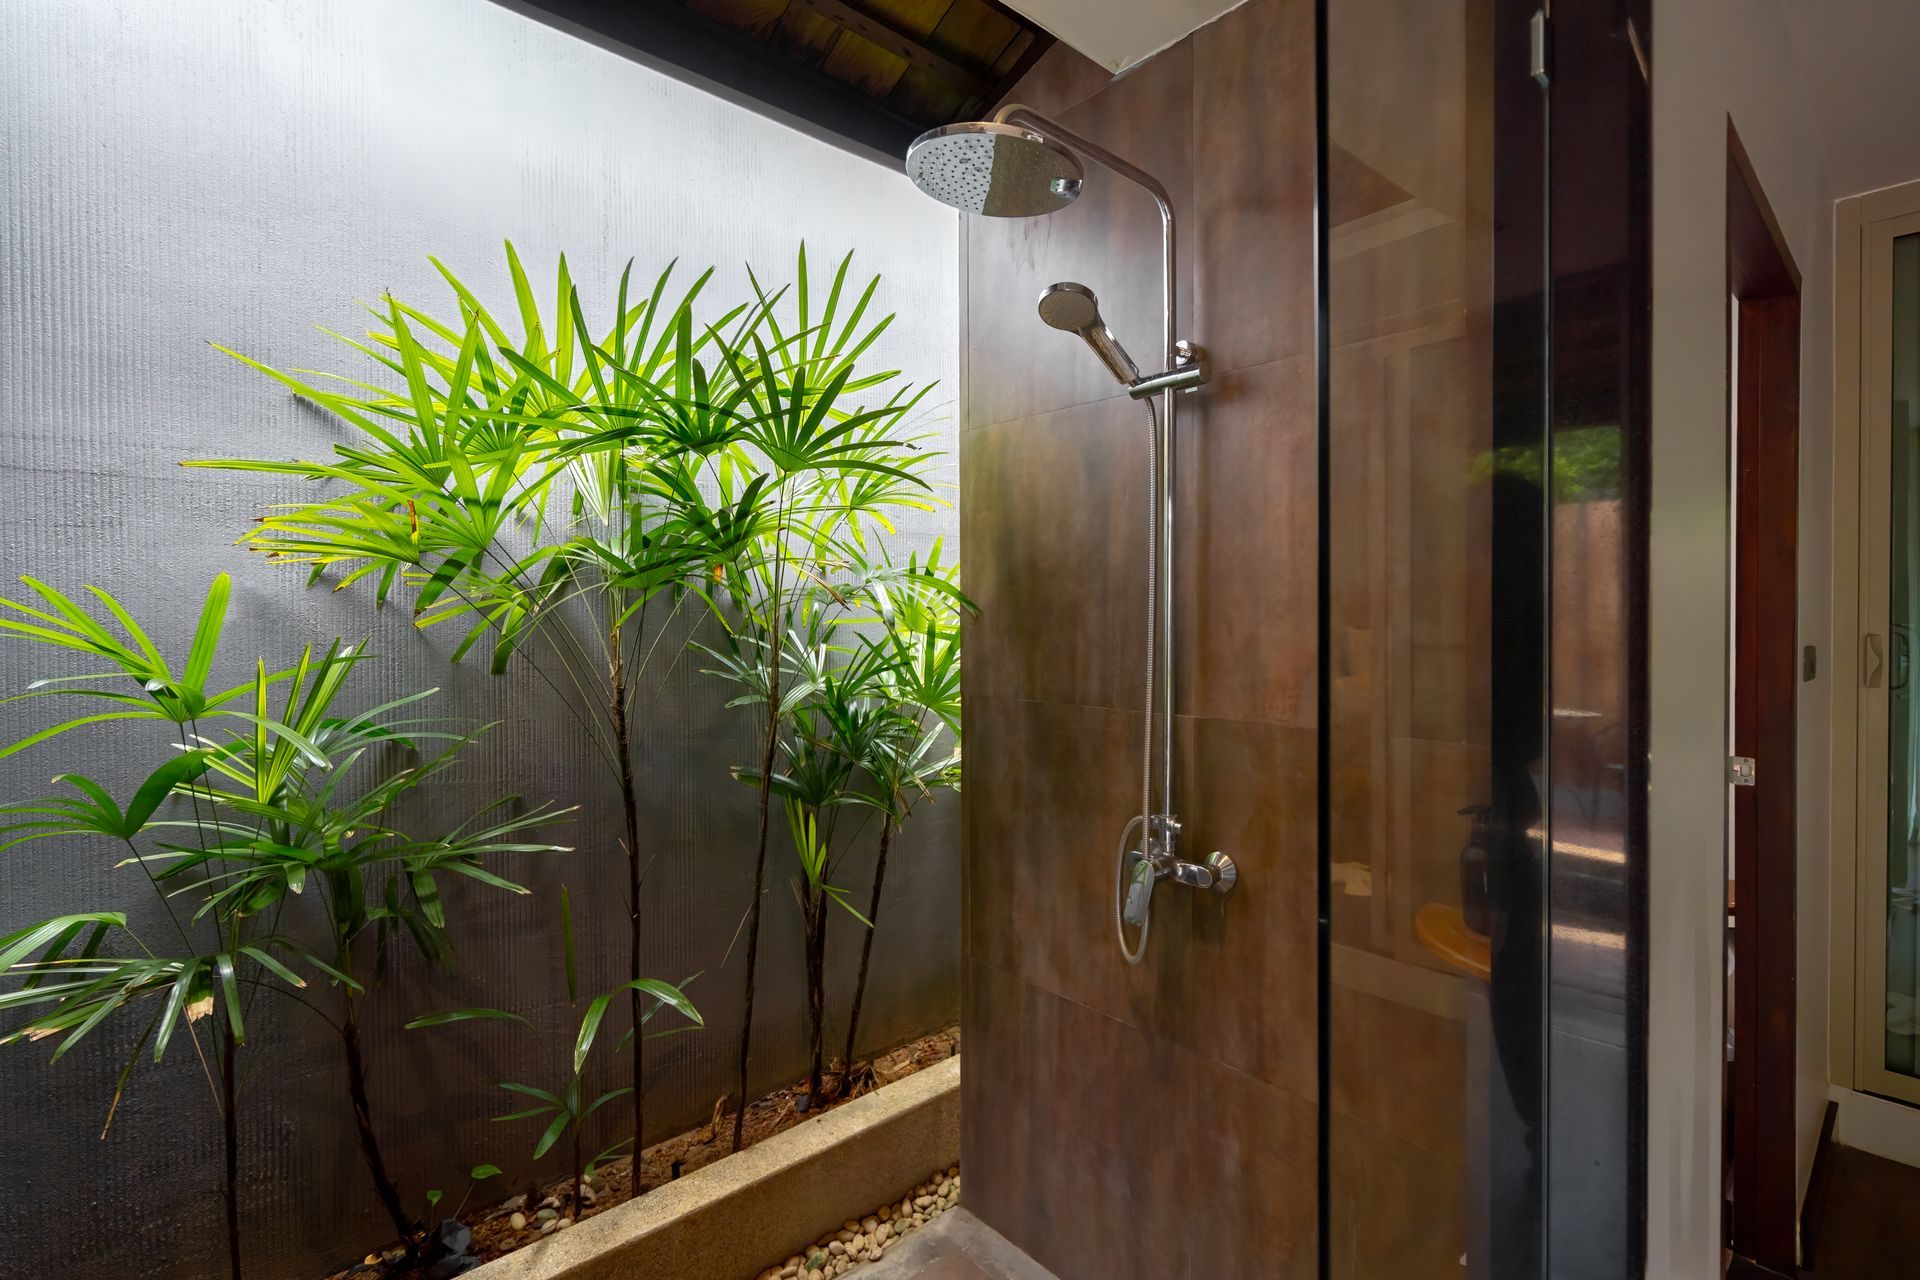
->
(1311, 1, 1332, 1275)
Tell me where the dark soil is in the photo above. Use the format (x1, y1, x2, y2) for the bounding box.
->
(324, 1027, 960, 1278)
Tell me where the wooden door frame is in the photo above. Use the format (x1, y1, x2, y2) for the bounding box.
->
(1725, 120, 1803, 1277)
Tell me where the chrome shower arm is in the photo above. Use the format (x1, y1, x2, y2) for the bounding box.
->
(995, 102, 1180, 824)
(993, 103, 1176, 369)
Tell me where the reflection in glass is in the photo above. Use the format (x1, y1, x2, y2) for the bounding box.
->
(1327, 0, 1497, 1274)
(1888, 233, 1920, 1080)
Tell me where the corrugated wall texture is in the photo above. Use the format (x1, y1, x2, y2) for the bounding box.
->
(0, 3, 959, 1277)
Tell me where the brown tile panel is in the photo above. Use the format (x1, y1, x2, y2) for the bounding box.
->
(1328, 983, 1466, 1159)
(960, 411, 1153, 712)
(959, 2, 1322, 1277)
(965, 964, 1319, 1280)
(1190, 0, 1317, 372)
(962, 696, 1178, 1026)
(1327, 1112, 1467, 1280)
(964, 974, 1183, 1280)
(1163, 714, 1317, 1096)
(995, 40, 1111, 119)
(1174, 355, 1318, 727)
(960, 958, 1031, 1236)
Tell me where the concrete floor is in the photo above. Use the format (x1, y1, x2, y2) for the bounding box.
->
(853, 1209, 1057, 1280)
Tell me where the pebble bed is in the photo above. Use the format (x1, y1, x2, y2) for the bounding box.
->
(755, 1165, 960, 1280)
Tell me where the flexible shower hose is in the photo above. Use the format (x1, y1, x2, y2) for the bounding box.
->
(1114, 398, 1160, 966)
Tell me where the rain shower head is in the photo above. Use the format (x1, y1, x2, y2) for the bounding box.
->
(904, 121, 1084, 217)
(1038, 282, 1140, 386)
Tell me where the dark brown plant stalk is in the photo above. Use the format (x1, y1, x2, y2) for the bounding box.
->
(607, 624, 647, 1186)
(732, 625, 784, 1152)
(221, 1012, 242, 1280)
(340, 1010, 418, 1262)
(572, 1120, 586, 1218)
(838, 813, 895, 1096)
(802, 884, 830, 1108)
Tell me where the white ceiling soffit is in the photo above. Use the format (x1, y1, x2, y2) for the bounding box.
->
(999, 0, 1254, 73)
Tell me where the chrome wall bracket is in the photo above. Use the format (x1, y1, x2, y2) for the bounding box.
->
(1126, 339, 1211, 400)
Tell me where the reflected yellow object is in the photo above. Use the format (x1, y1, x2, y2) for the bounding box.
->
(1415, 903, 1492, 981)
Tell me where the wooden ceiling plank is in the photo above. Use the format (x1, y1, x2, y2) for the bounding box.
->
(819, 28, 911, 99)
(927, 0, 1021, 71)
(979, 26, 1053, 109)
(788, 0, 994, 99)
(866, 0, 957, 39)
(685, 0, 788, 37)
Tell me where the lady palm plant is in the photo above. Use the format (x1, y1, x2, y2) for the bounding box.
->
(196, 242, 948, 1162)
(194, 245, 760, 1175)
(189, 686, 571, 1264)
(691, 254, 960, 1144)
(835, 553, 962, 1093)
(0, 575, 566, 1275)
(705, 546, 966, 1109)
(484, 889, 699, 1216)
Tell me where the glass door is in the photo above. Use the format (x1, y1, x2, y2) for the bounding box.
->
(1324, 1, 1649, 1275)
(1859, 217, 1920, 1105)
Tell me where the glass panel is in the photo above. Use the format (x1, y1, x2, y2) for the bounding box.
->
(1887, 232, 1920, 1080)
(1325, 2, 1510, 1275)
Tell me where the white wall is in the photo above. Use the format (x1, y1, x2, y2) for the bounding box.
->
(0, 2, 957, 1276)
(1647, 1, 1834, 1273)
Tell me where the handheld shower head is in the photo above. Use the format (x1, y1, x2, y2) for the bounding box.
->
(1038, 282, 1140, 386)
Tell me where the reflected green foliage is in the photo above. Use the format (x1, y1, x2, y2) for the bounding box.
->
(1468, 425, 1623, 502)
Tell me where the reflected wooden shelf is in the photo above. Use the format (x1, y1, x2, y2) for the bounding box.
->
(1415, 902, 1492, 981)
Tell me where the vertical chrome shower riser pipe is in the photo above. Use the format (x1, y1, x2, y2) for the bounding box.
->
(995, 103, 1180, 831)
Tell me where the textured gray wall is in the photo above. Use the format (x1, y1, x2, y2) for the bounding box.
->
(0, 3, 959, 1277)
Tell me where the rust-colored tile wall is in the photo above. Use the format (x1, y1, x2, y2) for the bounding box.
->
(957, 2, 1318, 1276)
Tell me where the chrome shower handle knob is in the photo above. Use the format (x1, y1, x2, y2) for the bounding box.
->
(1203, 850, 1238, 895)
(1167, 850, 1238, 895)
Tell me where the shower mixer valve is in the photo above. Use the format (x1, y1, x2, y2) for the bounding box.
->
(1137, 815, 1239, 896)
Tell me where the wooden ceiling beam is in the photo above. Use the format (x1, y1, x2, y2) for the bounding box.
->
(979, 26, 1052, 109)
(787, 0, 995, 101)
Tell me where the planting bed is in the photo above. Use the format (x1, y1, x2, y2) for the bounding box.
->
(326, 1028, 959, 1278)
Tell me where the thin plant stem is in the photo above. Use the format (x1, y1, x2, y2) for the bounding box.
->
(733, 481, 790, 1151)
(839, 810, 894, 1093)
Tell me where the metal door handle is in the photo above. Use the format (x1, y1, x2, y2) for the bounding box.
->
(1866, 632, 1885, 688)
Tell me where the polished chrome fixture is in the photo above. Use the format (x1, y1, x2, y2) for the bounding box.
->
(906, 105, 1235, 964)
(1037, 282, 1139, 383)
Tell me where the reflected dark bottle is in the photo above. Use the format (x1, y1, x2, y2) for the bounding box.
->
(1458, 803, 1495, 937)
